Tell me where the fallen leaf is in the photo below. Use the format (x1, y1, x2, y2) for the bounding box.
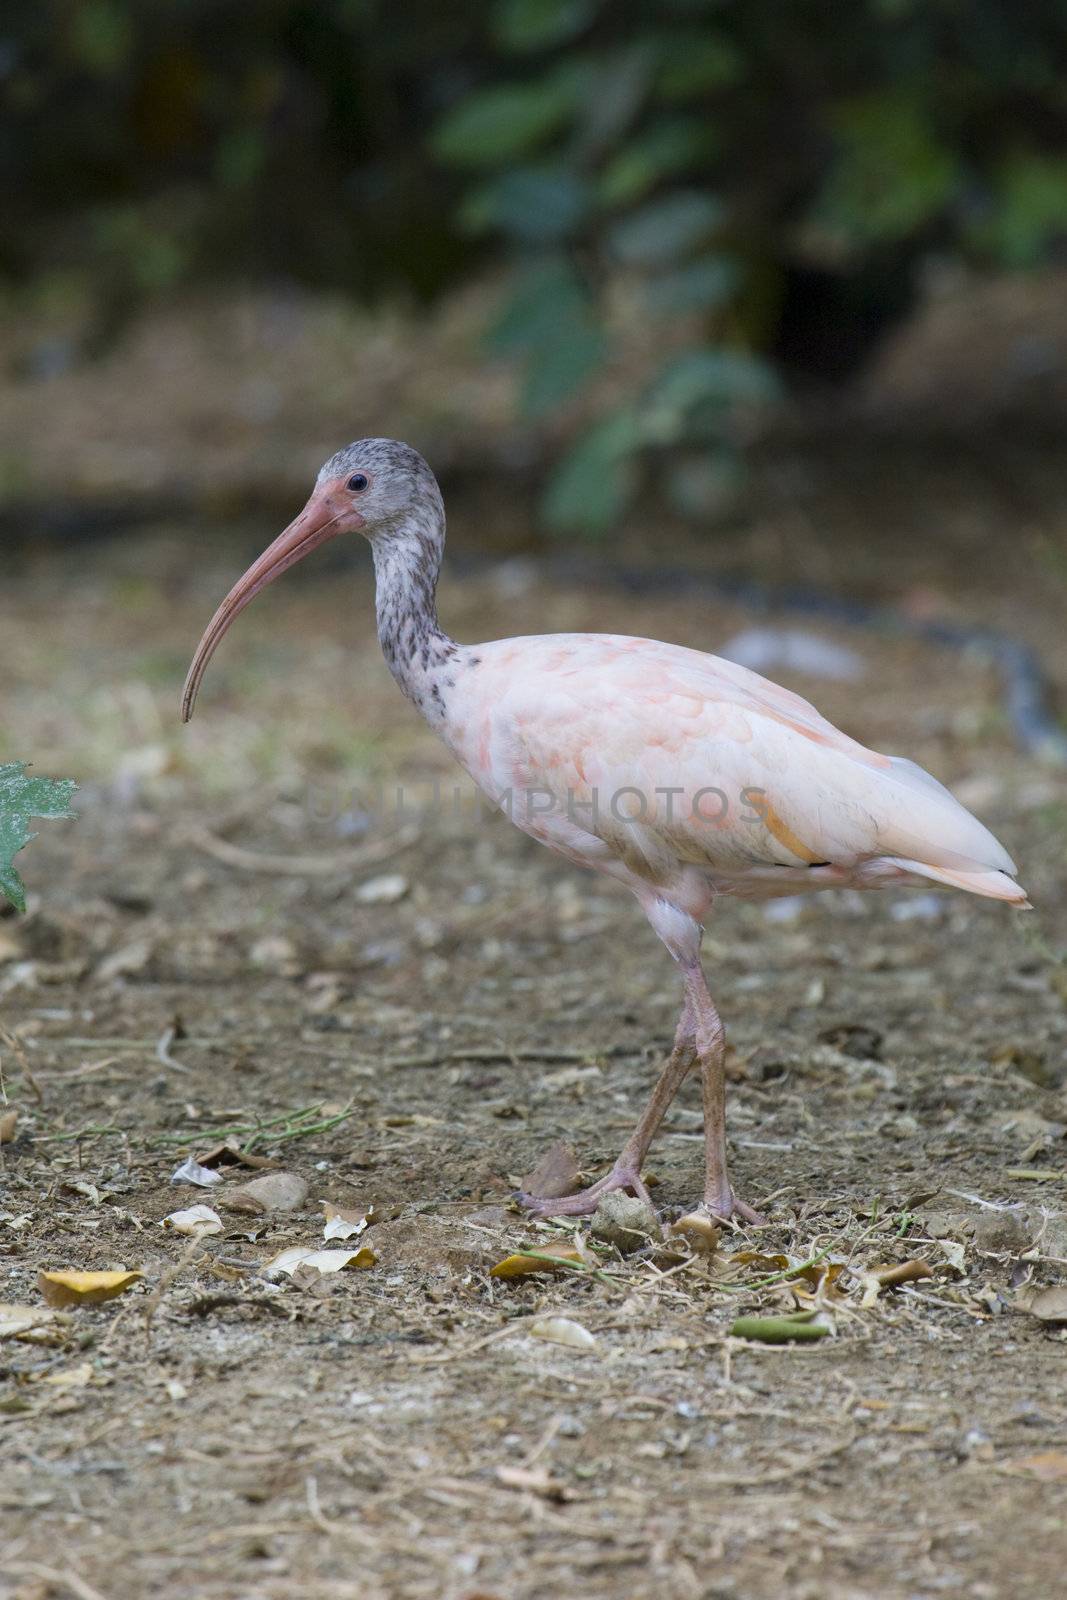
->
(728, 1250, 843, 1292)
(195, 1139, 273, 1171)
(224, 1171, 309, 1214)
(1024, 1286, 1067, 1324)
(520, 1141, 581, 1201)
(495, 1464, 570, 1501)
(265, 1245, 377, 1277)
(1005, 1167, 1064, 1183)
(0, 1108, 17, 1143)
(38, 1361, 94, 1388)
(866, 1259, 934, 1287)
(936, 1238, 967, 1275)
(859, 1258, 935, 1308)
(490, 1243, 588, 1279)
(670, 1211, 721, 1255)
(356, 873, 409, 905)
(529, 1316, 597, 1351)
(171, 1155, 223, 1188)
(38, 1269, 143, 1307)
(1003, 1450, 1067, 1481)
(0, 1303, 65, 1341)
(161, 1204, 223, 1237)
(322, 1201, 373, 1241)
(729, 1314, 830, 1344)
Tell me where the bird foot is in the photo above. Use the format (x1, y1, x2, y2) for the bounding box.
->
(702, 1187, 766, 1226)
(518, 1158, 652, 1218)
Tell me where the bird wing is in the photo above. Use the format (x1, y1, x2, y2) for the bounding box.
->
(468, 634, 1023, 897)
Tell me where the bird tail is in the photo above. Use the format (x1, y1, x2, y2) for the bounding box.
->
(881, 856, 1032, 907)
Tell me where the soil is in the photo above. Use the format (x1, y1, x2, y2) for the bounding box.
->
(1, 496, 1066, 1600)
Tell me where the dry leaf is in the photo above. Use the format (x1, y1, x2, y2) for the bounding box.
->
(520, 1141, 581, 1201)
(0, 1108, 17, 1143)
(322, 1202, 373, 1241)
(38, 1361, 94, 1388)
(39, 1269, 143, 1307)
(670, 1211, 721, 1255)
(866, 1260, 934, 1287)
(937, 1238, 967, 1275)
(266, 1245, 377, 1277)
(356, 873, 409, 905)
(495, 1464, 570, 1501)
(1003, 1450, 1067, 1481)
(529, 1316, 597, 1351)
(224, 1171, 308, 1214)
(171, 1156, 223, 1188)
(490, 1243, 588, 1279)
(859, 1258, 935, 1307)
(161, 1204, 223, 1237)
(194, 1139, 273, 1171)
(0, 1303, 64, 1341)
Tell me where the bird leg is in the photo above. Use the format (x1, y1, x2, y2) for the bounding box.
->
(518, 1000, 697, 1218)
(684, 963, 765, 1225)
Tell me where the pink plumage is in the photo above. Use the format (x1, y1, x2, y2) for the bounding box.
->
(182, 439, 1028, 1223)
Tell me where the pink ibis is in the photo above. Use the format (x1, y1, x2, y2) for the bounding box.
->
(181, 439, 1029, 1222)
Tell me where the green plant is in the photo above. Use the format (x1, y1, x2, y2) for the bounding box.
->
(433, 0, 1067, 531)
(0, 764, 77, 913)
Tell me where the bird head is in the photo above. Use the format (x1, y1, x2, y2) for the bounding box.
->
(180, 438, 441, 722)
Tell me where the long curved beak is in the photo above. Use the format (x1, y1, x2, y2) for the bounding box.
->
(180, 490, 359, 722)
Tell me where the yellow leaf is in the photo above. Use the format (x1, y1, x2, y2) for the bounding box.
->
(39, 1361, 95, 1388)
(38, 1269, 144, 1307)
(490, 1243, 587, 1279)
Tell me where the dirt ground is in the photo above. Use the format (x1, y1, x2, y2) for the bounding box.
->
(2, 481, 1067, 1600)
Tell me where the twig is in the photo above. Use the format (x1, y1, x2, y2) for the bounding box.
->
(0, 1023, 45, 1106)
(155, 1026, 189, 1074)
(0, 1563, 109, 1600)
(184, 822, 420, 877)
(143, 1235, 203, 1338)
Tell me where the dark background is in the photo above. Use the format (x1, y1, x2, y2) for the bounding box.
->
(6, 0, 1067, 536)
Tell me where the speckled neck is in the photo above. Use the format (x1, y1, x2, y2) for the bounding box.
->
(371, 505, 458, 726)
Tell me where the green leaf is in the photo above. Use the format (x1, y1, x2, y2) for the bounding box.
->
(609, 190, 722, 264)
(643, 257, 738, 316)
(522, 320, 605, 416)
(493, 0, 597, 52)
(643, 347, 779, 441)
(0, 764, 77, 914)
(599, 117, 719, 207)
(433, 65, 587, 167)
(665, 450, 743, 517)
(973, 153, 1067, 268)
(654, 32, 744, 101)
(543, 409, 642, 534)
(814, 93, 958, 245)
(729, 1315, 829, 1344)
(460, 167, 591, 243)
(488, 260, 588, 354)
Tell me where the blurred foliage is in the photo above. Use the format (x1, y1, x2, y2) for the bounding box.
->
(5, 1, 1067, 529)
(434, 0, 1067, 528)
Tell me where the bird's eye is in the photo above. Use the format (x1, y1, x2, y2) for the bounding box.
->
(347, 473, 369, 492)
